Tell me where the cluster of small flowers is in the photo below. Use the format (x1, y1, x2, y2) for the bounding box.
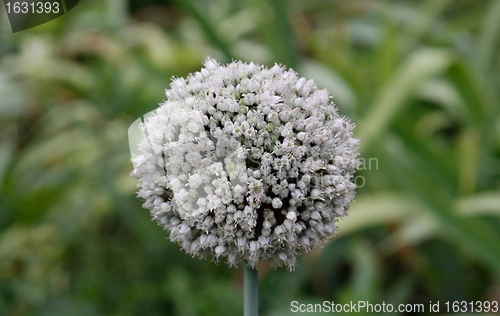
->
(131, 58, 360, 270)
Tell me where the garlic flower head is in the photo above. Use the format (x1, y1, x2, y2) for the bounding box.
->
(131, 58, 361, 270)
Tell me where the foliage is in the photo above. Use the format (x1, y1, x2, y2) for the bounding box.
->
(1, 0, 500, 315)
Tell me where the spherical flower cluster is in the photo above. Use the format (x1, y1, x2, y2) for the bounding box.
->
(131, 58, 360, 270)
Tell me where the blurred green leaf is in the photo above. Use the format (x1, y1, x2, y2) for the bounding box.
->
(255, 0, 297, 68)
(173, 0, 233, 60)
(350, 241, 381, 303)
(337, 193, 417, 236)
(402, 0, 453, 52)
(382, 135, 500, 274)
(478, 0, 500, 74)
(358, 48, 452, 150)
(457, 193, 500, 216)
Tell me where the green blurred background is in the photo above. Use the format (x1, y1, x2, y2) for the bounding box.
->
(1, 0, 500, 315)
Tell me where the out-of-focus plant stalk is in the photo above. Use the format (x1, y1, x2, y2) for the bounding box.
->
(244, 266, 258, 316)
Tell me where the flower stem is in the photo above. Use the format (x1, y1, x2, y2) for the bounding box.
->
(244, 265, 258, 316)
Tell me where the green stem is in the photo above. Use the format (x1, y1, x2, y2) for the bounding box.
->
(244, 265, 258, 316)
